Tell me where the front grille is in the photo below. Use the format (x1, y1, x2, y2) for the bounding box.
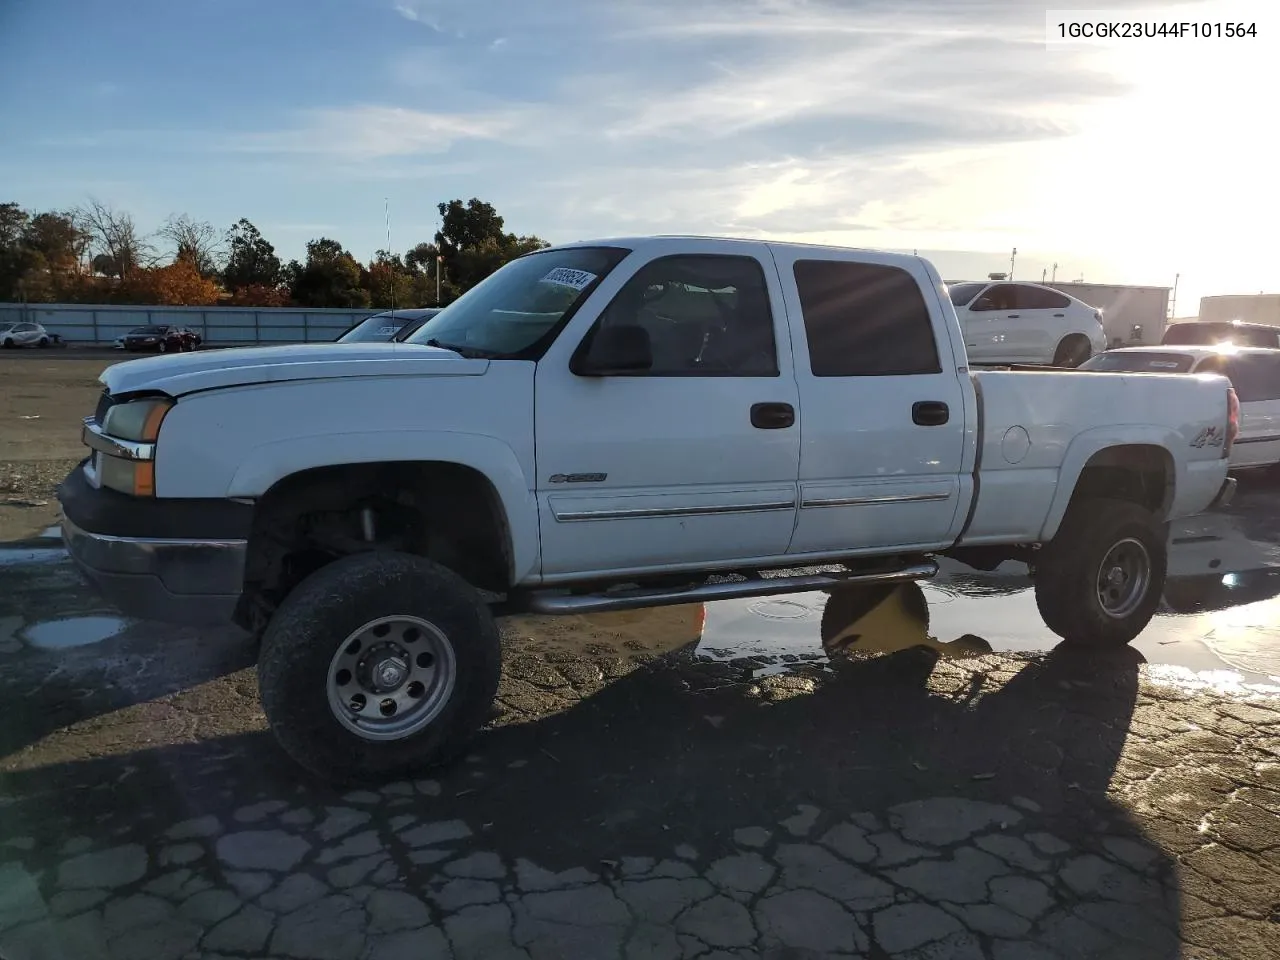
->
(93, 389, 116, 425)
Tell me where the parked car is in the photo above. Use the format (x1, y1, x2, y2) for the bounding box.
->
(1161, 319, 1280, 349)
(335, 308, 442, 343)
(59, 236, 1236, 783)
(0, 321, 54, 348)
(120, 325, 202, 353)
(1080, 345, 1280, 470)
(946, 280, 1107, 366)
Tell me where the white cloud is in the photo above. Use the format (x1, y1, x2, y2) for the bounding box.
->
(226, 105, 523, 160)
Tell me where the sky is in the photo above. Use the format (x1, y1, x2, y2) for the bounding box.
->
(1, 0, 1276, 315)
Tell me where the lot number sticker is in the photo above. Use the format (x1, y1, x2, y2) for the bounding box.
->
(540, 267, 597, 291)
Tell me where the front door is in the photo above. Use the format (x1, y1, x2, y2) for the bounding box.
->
(534, 243, 802, 580)
(769, 248, 969, 556)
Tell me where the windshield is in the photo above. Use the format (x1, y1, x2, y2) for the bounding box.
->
(1162, 322, 1279, 348)
(1078, 351, 1196, 373)
(337, 312, 421, 343)
(947, 282, 987, 306)
(404, 246, 631, 357)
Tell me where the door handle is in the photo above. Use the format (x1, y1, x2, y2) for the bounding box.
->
(1053, 313, 1065, 318)
(750, 402, 795, 429)
(1006, 314, 1020, 319)
(912, 401, 949, 426)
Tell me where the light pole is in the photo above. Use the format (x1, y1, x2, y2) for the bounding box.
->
(1010, 247, 1017, 280)
(436, 255, 442, 305)
(1051, 262, 1058, 282)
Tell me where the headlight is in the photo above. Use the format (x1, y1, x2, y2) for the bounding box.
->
(101, 398, 173, 442)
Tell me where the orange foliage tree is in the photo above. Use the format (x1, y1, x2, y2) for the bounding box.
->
(122, 260, 222, 305)
(227, 283, 292, 307)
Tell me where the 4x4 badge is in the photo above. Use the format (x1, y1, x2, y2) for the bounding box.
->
(1190, 426, 1224, 448)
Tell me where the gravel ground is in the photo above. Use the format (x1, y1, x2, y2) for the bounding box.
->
(0, 355, 112, 542)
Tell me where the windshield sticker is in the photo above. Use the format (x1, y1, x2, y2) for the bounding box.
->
(539, 267, 597, 291)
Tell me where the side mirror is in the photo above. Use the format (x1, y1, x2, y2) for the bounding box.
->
(577, 324, 653, 375)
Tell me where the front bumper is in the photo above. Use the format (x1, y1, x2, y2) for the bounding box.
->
(58, 464, 253, 626)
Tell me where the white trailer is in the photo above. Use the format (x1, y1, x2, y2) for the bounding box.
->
(1199, 294, 1280, 327)
(1046, 282, 1171, 347)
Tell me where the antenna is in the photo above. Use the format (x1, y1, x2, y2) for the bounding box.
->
(384, 198, 396, 309)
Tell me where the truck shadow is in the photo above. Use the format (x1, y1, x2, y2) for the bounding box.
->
(0, 584, 1182, 957)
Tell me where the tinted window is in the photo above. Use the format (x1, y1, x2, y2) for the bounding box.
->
(1079, 351, 1196, 373)
(1163, 322, 1280, 348)
(587, 254, 778, 376)
(947, 282, 987, 307)
(1014, 285, 1071, 310)
(969, 283, 1016, 312)
(1224, 355, 1280, 402)
(793, 260, 941, 377)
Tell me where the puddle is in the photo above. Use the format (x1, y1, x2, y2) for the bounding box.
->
(0, 547, 66, 567)
(698, 528, 1280, 690)
(21, 616, 130, 650)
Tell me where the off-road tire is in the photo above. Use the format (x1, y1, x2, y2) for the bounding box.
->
(1034, 497, 1166, 647)
(258, 551, 502, 784)
(1052, 335, 1092, 368)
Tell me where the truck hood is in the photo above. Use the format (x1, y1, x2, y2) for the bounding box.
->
(101, 342, 490, 397)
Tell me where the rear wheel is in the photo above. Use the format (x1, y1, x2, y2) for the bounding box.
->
(258, 551, 502, 783)
(1034, 497, 1166, 647)
(37, 337, 49, 348)
(1052, 334, 1092, 367)
(1, 338, 13, 349)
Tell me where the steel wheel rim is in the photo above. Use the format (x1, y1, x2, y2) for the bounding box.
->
(1096, 537, 1151, 619)
(325, 615, 458, 741)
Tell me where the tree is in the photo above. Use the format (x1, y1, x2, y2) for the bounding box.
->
(77, 198, 150, 280)
(223, 218, 282, 291)
(159, 213, 223, 278)
(0, 204, 89, 301)
(433, 198, 549, 295)
(289, 237, 369, 308)
(228, 283, 292, 307)
(123, 260, 221, 305)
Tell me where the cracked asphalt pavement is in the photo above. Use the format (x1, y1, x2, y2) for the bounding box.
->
(3, 485, 1280, 958)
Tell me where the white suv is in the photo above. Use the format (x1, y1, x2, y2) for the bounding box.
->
(946, 280, 1107, 367)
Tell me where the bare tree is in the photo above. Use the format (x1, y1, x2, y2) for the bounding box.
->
(158, 213, 224, 277)
(76, 198, 151, 280)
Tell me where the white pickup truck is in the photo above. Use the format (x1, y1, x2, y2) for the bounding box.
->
(58, 236, 1239, 782)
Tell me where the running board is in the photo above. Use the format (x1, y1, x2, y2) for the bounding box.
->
(515, 560, 939, 615)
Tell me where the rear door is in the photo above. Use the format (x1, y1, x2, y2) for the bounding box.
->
(770, 248, 969, 556)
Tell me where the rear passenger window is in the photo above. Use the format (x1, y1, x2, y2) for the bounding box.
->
(792, 260, 941, 377)
(1224, 355, 1280, 402)
(1014, 285, 1071, 310)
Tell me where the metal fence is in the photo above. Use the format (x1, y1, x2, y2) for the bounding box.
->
(0, 302, 382, 345)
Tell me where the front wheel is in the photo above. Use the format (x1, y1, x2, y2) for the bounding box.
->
(1, 338, 13, 349)
(1034, 498, 1166, 647)
(37, 337, 49, 348)
(258, 552, 502, 783)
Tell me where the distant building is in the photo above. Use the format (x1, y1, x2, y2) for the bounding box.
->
(1044, 282, 1171, 346)
(1199, 294, 1280, 327)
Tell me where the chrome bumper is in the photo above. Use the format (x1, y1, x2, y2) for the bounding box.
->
(62, 516, 247, 626)
(1209, 476, 1237, 510)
